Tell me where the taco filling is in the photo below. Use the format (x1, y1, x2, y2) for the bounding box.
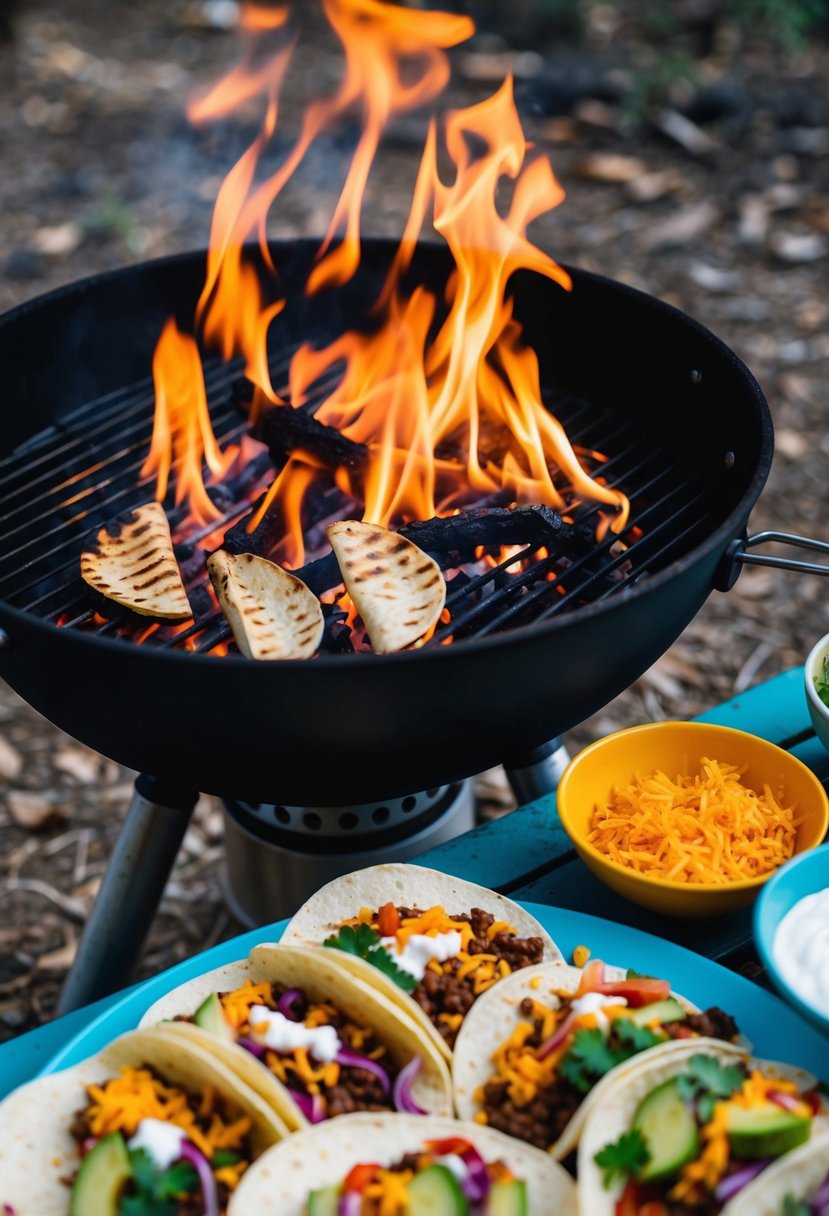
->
(306, 1135, 530, 1216)
(68, 1064, 254, 1215)
(324, 904, 544, 1048)
(186, 978, 419, 1119)
(593, 1053, 822, 1215)
(477, 961, 740, 1151)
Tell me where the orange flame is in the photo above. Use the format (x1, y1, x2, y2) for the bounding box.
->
(143, 318, 236, 523)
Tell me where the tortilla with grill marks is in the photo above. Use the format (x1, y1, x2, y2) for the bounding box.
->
(208, 550, 324, 660)
(80, 501, 191, 619)
(327, 519, 446, 654)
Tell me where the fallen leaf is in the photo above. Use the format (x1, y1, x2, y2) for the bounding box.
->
(31, 222, 82, 257)
(640, 201, 719, 252)
(575, 152, 648, 183)
(774, 426, 810, 459)
(6, 792, 66, 831)
(0, 734, 23, 782)
(625, 167, 686, 203)
(654, 108, 717, 157)
(55, 745, 101, 784)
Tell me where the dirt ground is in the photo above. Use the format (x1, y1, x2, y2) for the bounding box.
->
(1, 0, 828, 1041)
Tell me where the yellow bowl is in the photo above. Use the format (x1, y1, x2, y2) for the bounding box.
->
(556, 721, 829, 918)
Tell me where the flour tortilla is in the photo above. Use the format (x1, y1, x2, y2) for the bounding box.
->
(0, 1026, 287, 1216)
(452, 960, 707, 1160)
(208, 550, 323, 659)
(726, 1127, 829, 1215)
(228, 1112, 578, 1216)
(138, 943, 453, 1129)
(327, 519, 445, 653)
(577, 1038, 828, 1216)
(279, 862, 563, 1061)
(80, 501, 191, 619)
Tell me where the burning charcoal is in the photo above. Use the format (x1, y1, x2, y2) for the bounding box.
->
(259, 404, 368, 472)
(223, 449, 274, 500)
(295, 551, 342, 597)
(400, 505, 591, 555)
(223, 491, 286, 557)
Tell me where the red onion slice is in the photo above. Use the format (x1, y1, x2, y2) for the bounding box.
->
(713, 1159, 770, 1203)
(457, 1143, 490, 1204)
(537, 1009, 578, 1060)
(768, 1090, 802, 1113)
(277, 988, 305, 1021)
(809, 1174, 829, 1209)
(289, 1088, 326, 1123)
(237, 1036, 266, 1058)
(179, 1141, 220, 1216)
(392, 1055, 427, 1115)
(336, 1048, 391, 1095)
(338, 1192, 362, 1216)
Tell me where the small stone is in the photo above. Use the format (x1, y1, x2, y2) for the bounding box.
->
(0, 734, 23, 782)
(6, 792, 66, 831)
(575, 152, 648, 184)
(769, 231, 827, 263)
(688, 263, 738, 293)
(54, 746, 100, 784)
(31, 222, 82, 258)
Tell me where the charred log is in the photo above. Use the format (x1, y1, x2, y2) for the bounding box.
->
(400, 506, 592, 556)
(259, 404, 368, 472)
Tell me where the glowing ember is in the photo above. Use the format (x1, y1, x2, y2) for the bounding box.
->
(144, 0, 629, 576)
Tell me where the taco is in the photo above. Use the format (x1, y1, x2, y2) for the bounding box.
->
(453, 957, 745, 1158)
(577, 1037, 828, 1215)
(279, 863, 562, 1058)
(0, 1026, 287, 1216)
(726, 1126, 829, 1215)
(226, 1112, 578, 1215)
(138, 943, 453, 1130)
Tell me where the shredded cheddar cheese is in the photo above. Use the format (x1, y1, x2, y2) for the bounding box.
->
(587, 757, 798, 884)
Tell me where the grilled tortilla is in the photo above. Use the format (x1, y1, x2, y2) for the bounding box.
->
(0, 1026, 287, 1216)
(227, 1113, 578, 1215)
(327, 519, 445, 653)
(80, 501, 191, 619)
(207, 551, 324, 660)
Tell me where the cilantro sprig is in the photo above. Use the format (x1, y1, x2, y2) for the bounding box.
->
(323, 923, 417, 993)
(558, 1021, 664, 1095)
(816, 655, 829, 709)
(675, 1054, 745, 1123)
(782, 1197, 812, 1216)
(594, 1129, 651, 1189)
(120, 1148, 198, 1216)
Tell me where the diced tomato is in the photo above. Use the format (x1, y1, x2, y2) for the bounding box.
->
(343, 1163, 382, 1193)
(424, 1137, 474, 1157)
(615, 1180, 644, 1216)
(593, 978, 671, 1007)
(670, 1025, 695, 1039)
(639, 1203, 668, 1216)
(803, 1088, 823, 1115)
(377, 902, 400, 936)
(576, 958, 607, 995)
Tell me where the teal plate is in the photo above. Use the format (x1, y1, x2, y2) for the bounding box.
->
(39, 902, 829, 1077)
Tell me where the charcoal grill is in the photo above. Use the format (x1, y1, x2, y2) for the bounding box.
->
(2, 238, 828, 1010)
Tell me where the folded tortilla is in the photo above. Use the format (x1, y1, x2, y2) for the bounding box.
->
(138, 943, 453, 1128)
(227, 1112, 578, 1215)
(0, 1026, 287, 1216)
(207, 550, 324, 659)
(726, 1127, 829, 1215)
(279, 862, 563, 1061)
(80, 501, 191, 619)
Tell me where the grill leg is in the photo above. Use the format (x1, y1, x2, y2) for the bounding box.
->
(502, 738, 570, 804)
(56, 775, 198, 1015)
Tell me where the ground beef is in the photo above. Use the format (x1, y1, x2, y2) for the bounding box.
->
(480, 1074, 583, 1151)
(397, 906, 544, 1049)
(664, 1006, 740, 1042)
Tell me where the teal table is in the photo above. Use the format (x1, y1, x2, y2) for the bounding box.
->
(2, 667, 826, 1099)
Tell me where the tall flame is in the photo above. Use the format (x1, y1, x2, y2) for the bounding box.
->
(145, 0, 628, 556)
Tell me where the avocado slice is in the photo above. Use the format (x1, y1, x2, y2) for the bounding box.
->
(726, 1102, 812, 1159)
(625, 998, 687, 1029)
(408, 1164, 470, 1215)
(488, 1179, 528, 1216)
(632, 1078, 700, 1182)
(307, 1185, 341, 1216)
(192, 992, 235, 1043)
(70, 1133, 132, 1216)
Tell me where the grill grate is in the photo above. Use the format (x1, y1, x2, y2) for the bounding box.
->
(0, 350, 717, 656)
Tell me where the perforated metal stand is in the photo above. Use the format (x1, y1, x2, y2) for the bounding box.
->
(56, 775, 198, 1015)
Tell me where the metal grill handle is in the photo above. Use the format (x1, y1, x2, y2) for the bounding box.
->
(717, 530, 829, 590)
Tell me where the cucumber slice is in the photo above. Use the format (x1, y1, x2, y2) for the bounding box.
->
(307, 1185, 341, 1216)
(625, 998, 687, 1028)
(70, 1133, 132, 1216)
(408, 1164, 470, 1216)
(726, 1103, 812, 1159)
(632, 1078, 700, 1182)
(193, 992, 235, 1043)
(487, 1179, 528, 1216)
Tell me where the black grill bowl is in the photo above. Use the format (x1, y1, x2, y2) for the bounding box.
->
(0, 240, 772, 804)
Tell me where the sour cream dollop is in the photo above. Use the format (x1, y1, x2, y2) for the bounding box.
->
(772, 886, 829, 1017)
(247, 1006, 341, 1060)
(380, 930, 463, 982)
(570, 991, 628, 1033)
(128, 1119, 186, 1170)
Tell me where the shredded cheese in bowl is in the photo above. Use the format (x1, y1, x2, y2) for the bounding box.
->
(587, 757, 799, 885)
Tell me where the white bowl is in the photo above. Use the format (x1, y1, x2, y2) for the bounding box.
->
(804, 631, 829, 753)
